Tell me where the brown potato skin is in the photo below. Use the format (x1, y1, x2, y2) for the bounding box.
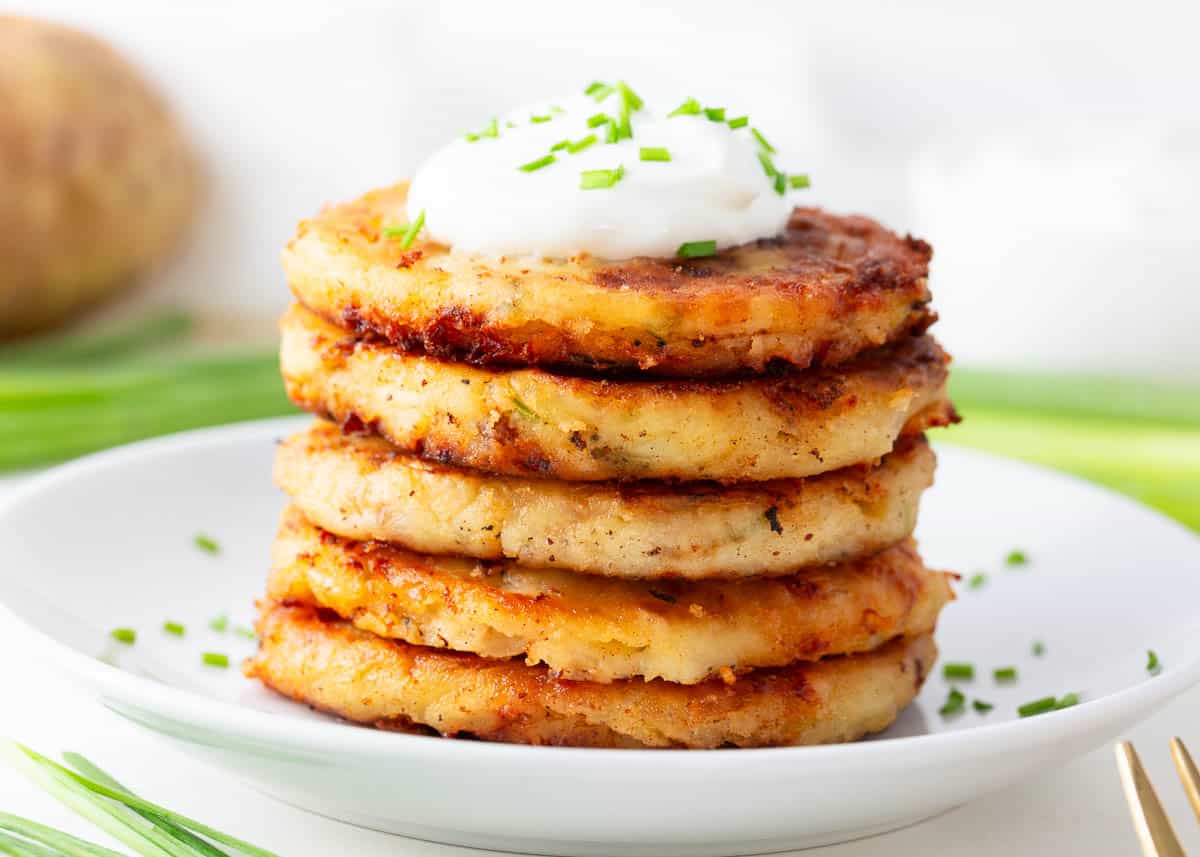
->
(0, 17, 199, 338)
(248, 603, 937, 749)
(280, 303, 958, 482)
(283, 183, 934, 377)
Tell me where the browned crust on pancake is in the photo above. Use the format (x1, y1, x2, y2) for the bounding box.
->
(283, 183, 935, 376)
(247, 602, 937, 748)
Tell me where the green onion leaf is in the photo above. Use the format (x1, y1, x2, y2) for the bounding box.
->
(727, 116, 749, 129)
(617, 80, 643, 111)
(1054, 692, 1081, 710)
(193, 534, 219, 555)
(667, 97, 702, 117)
(202, 652, 229, 668)
(1147, 649, 1162, 675)
(639, 147, 671, 162)
(587, 82, 615, 102)
(162, 622, 185, 637)
(677, 240, 718, 259)
(1005, 549, 1029, 566)
(1017, 696, 1058, 717)
(939, 687, 966, 716)
(751, 127, 775, 153)
(972, 699, 994, 713)
(530, 114, 552, 124)
(587, 112, 610, 128)
(0, 813, 129, 857)
(519, 154, 556, 173)
(967, 572, 987, 590)
(110, 628, 136, 645)
(604, 119, 619, 144)
(942, 662, 974, 680)
(773, 172, 786, 195)
(704, 107, 726, 122)
(463, 132, 480, 142)
(757, 151, 777, 178)
(550, 139, 571, 152)
(579, 166, 625, 190)
(993, 666, 1018, 682)
(789, 173, 811, 189)
(1032, 640, 1046, 656)
(566, 135, 597, 154)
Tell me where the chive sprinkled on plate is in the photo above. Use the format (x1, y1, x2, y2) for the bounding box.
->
(967, 572, 987, 590)
(566, 135, 597, 154)
(667, 97, 702, 117)
(586, 81, 615, 101)
(1055, 692, 1080, 710)
(1032, 640, 1046, 656)
(235, 626, 257, 640)
(519, 154, 556, 173)
(751, 127, 775, 153)
(993, 666, 1018, 682)
(640, 147, 671, 162)
(580, 166, 625, 190)
(383, 210, 426, 250)
(1005, 549, 1029, 566)
(727, 115, 749, 129)
(677, 240, 717, 259)
(162, 621, 185, 637)
(530, 114, 552, 124)
(603, 118, 619, 144)
(789, 173, 811, 189)
(587, 112, 610, 128)
(193, 533, 219, 554)
(939, 687, 966, 716)
(1147, 649, 1162, 675)
(757, 151, 777, 178)
(1017, 696, 1056, 717)
(704, 107, 726, 122)
(110, 628, 136, 645)
(973, 699, 994, 713)
(942, 662, 975, 680)
(550, 139, 571, 152)
(202, 652, 229, 668)
(209, 614, 229, 633)
(773, 172, 786, 195)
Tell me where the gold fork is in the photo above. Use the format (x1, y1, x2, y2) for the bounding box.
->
(1116, 738, 1200, 857)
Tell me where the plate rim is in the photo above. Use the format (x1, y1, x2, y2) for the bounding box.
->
(2, 415, 1199, 771)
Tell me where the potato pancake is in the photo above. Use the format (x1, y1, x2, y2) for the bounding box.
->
(269, 507, 953, 684)
(282, 183, 934, 377)
(248, 603, 936, 748)
(280, 303, 956, 482)
(276, 423, 935, 578)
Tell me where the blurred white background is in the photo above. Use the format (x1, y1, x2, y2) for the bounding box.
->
(10, 0, 1199, 373)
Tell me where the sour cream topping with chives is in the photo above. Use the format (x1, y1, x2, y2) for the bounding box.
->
(404, 81, 809, 261)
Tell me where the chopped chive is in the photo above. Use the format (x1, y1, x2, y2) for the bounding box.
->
(110, 628, 136, 645)
(1032, 640, 1046, 656)
(1147, 649, 1162, 675)
(510, 396, 538, 419)
(993, 666, 1018, 682)
(973, 699, 994, 713)
(463, 132, 480, 142)
(942, 662, 975, 680)
(617, 80, 643, 111)
(1017, 696, 1057, 717)
(639, 147, 671, 162)
(519, 154, 556, 173)
(939, 687, 966, 716)
(399, 209, 426, 250)
(773, 172, 786, 195)
(201, 652, 229, 668)
(208, 614, 228, 633)
(504, 120, 516, 129)
(193, 534, 219, 555)
(967, 572, 987, 590)
(1054, 692, 1080, 710)
(704, 107, 726, 122)
(550, 105, 565, 114)
(789, 173, 811, 189)
(566, 135, 597, 154)
(234, 626, 257, 640)
(667, 97, 702, 117)
(757, 150, 777, 178)
(750, 127, 775, 153)
(616, 97, 633, 140)
(677, 240, 718, 259)
(481, 118, 499, 138)
(530, 114, 552, 123)
(381, 224, 408, 238)
(550, 139, 571, 152)
(588, 82, 615, 102)
(587, 112, 611, 128)
(162, 621, 185, 637)
(1005, 549, 1029, 566)
(579, 165, 625, 190)
(727, 115, 749, 129)
(603, 118, 619, 144)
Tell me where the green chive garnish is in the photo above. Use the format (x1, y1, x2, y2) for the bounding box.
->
(668, 97, 702, 117)
(1147, 650, 1162, 675)
(1055, 692, 1080, 710)
(727, 116, 749, 129)
(519, 154, 556, 173)
(942, 662, 975, 680)
(464, 132, 480, 142)
(973, 699, 994, 713)
(751, 127, 775, 153)
(994, 666, 1018, 682)
(235, 626, 257, 640)
(604, 118, 619, 144)
(585, 81, 614, 101)
(193, 533, 219, 554)
(510, 397, 538, 419)
(939, 687, 966, 716)
(617, 80, 643, 111)
(587, 112, 611, 128)
(773, 172, 786, 195)
(162, 621, 185, 637)
(967, 572, 987, 590)
(704, 107, 726, 122)
(1006, 549, 1029, 566)
(110, 628, 136, 645)
(567, 135, 597, 154)
(530, 114, 552, 123)
(579, 166, 625, 190)
(1017, 696, 1058, 717)
(640, 147, 671, 162)
(789, 173, 811, 189)
(757, 151, 777, 178)
(550, 139, 571, 152)
(677, 240, 718, 259)
(1032, 640, 1046, 656)
(384, 209, 426, 251)
(482, 118, 499, 138)
(202, 652, 229, 668)
(209, 614, 228, 633)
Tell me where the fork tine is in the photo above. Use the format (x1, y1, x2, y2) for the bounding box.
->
(1170, 738, 1200, 825)
(1116, 742, 1189, 857)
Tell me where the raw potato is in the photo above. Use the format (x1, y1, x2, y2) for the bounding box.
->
(276, 422, 938, 578)
(248, 603, 938, 749)
(0, 16, 198, 338)
(269, 507, 954, 684)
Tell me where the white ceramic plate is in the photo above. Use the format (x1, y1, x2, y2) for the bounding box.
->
(1, 417, 1198, 857)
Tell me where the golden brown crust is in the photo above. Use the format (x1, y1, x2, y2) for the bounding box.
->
(0, 16, 199, 338)
(276, 423, 937, 578)
(283, 183, 934, 376)
(247, 603, 937, 748)
(280, 303, 958, 482)
(269, 507, 953, 684)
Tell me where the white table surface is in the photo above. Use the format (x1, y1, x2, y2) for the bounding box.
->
(1, 472, 1197, 857)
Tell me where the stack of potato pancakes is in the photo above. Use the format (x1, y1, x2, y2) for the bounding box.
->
(247, 182, 960, 749)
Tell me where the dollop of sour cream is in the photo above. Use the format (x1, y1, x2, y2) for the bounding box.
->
(407, 88, 802, 260)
